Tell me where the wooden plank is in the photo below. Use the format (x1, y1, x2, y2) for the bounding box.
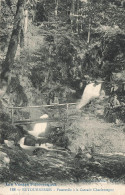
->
(9, 103, 77, 109)
(13, 115, 79, 125)
(14, 121, 64, 125)
(14, 117, 66, 123)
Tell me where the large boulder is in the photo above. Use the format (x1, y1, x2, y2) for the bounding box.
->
(1, 123, 25, 144)
(4, 140, 15, 148)
(24, 136, 36, 146)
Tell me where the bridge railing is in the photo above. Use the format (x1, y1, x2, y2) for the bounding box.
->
(9, 103, 77, 125)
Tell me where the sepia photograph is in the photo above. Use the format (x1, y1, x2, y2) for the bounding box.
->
(0, 0, 125, 194)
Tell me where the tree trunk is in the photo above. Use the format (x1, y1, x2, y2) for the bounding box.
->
(24, 9, 28, 33)
(1, 0, 25, 83)
(72, 0, 75, 15)
(55, 0, 58, 16)
(76, 0, 79, 33)
(24, 9, 28, 46)
(87, 19, 91, 43)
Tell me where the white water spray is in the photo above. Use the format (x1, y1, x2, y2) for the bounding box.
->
(77, 83, 102, 109)
(28, 114, 48, 138)
(19, 137, 25, 146)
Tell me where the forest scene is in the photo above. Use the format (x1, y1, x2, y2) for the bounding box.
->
(0, 0, 125, 186)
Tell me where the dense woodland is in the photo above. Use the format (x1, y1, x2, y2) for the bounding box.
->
(0, 0, 125, 184)
(0, 0, 125, 106)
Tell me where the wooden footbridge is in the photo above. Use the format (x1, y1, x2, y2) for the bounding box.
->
(8, 103, 77, 125)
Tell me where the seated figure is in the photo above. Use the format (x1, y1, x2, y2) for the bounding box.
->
(110, 94, 120, 108)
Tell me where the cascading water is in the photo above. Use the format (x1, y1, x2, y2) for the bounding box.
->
(28, 114, 48, 138)
(77, 83, 102, 109)
(19, 114, 49, 151)
(19, 137, 25, 145)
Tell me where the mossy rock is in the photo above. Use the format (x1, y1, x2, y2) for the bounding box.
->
(24, 136, 36, 146)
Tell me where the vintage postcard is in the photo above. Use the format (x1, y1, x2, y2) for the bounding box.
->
(0, 0, 125, 194)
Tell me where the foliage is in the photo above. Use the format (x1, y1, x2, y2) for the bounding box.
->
(0, 0, 125, 103)
(0, 109, 24, 143)
(46, 126, 70, 149)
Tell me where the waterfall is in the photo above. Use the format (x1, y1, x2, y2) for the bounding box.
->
(77, 83, 102, 109)
(28, 114, 48, 138)
(19, 137, 25, 146)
